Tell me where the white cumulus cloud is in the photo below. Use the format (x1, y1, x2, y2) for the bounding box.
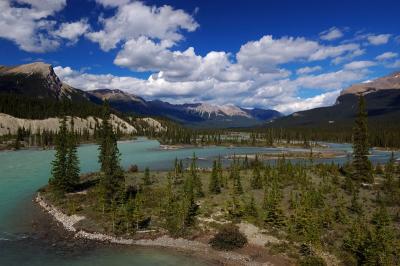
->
(367, 34, 391, 45)
(86, 1, 198, 51)
(375, 52, 398, 61)
(343, 60, 376, 70)
(296, 66, 322, 75)
(320, 27, 343, 41)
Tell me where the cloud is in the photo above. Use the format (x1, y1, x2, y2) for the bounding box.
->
(236, 35, 361, 73)
(53, 19, 90, 44)
(273, 90, 341, 114)
(54, 63, 366, 115)
(95, 0, 130, 8)
(367, 34, 391, 45)
(86, 1, 198, 51)
(0, 0, 66, 52)
(294, 69, 367, 90)
(236, 36, 319, 72)
(331, 48, 365, 65)
(343, 60, 376, 70)
(387, 60, 400, 69)
(309, 43, 360, 61)
(296, 66, 322, 75)
(375, 52, 398, 61)
(114, 37, 203, 79)
(320, 27, 343, 41)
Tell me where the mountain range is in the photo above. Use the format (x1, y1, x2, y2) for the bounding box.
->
(1, 62, 399, 131)
(269, 71, 400, 128)
(0, 62, 281, 128)
(90, 89, 281, 128)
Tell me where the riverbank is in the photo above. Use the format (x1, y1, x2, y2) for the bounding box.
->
(35, 193, 293, 266)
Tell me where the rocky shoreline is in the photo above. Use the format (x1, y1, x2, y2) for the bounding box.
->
(35, 193, 284, 266)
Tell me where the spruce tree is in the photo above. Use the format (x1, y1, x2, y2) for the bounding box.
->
(244, 195, 258, 218)
(98, 102, 124, 202)
(263, 181, 284, 228)
(209, 160, 221, 194)
(65, 117, 80, 191)
(163, 174, 181, 235)
(251, 155, 263, 189)
(182, 171, 198, 227)
(189, 153, 204, 197)
(50, 116, 68, 192)
(143, 167, 151, 185)
(231, 158, 243, 195)
(217, 155, 225, 187)
(352, 95, 373, 183)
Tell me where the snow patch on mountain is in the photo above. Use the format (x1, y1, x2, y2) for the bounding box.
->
(187, 103, 251, 118)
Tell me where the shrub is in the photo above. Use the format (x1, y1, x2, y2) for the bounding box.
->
(128, 164, 138, 173)
(299, 256, 326, 266)
(209, 223, 247, 250)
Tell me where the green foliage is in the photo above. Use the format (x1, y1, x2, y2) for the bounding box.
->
(251, 154, 263, 189)
(143, 167, 151, 186)
(209, 160, 221, 194)
(230, 157, 243, 195)
(244, 195, 258, 219)
(343, 208, 398, 265)
(0, 92, 103, 120)
(226, 192, 243, 219)
(189, 153, 204, 197)
(209, 223, 247, 250)
(65, 118, 80, 189)
(349, 191, 363, 215)
(352, 96, 373, 183)
(50, 116, 80, 193)
(299, 256, 326, 266)
(97, 102, 124, 203)
(263, 181, 285, 228)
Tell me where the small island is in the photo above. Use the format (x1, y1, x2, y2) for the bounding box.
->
(36, 101, 400, 265)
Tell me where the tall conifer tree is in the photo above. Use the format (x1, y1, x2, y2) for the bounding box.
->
(209, 160, 221, 194)
(98, 101, 124, 202)
(50, 116, 68, 192)
(65, 117, 80, 191)
(352, 95, 373, 183)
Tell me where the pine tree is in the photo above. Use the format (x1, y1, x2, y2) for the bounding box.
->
(189, 153, 204, 197)
(349, 191, 363, 215)
(143, 167, 151, 185)
(243, 154, 249, 169)
(209, 160, 221, 194)
(263, 181, 284, 228)
(98, 102, 124, 202)
(244, 195, 258, 218)
(385, 152, 395, 179)
(217, 155, 225, 188)
(251, 155, 263, 189)
(65, 117, 80, 191)
(132, 192, 144, 230)
(352, 95, 373, 183)
(50, 116, 68, 193)
(163, 174, 181, 235)
(231, 158, 243, 195)
(182, 171, 198, 227)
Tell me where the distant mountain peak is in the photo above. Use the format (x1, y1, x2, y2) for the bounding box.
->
(89, 89, 146, 105)
(187, 103, 251, 118)
(341, 71, 400, 96)
(1, 62, 53, 76)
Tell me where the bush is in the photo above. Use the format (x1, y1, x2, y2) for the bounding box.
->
(128, 164, 138, 173)
(299, 256, 326, 266)
(209, 223, 247, 250)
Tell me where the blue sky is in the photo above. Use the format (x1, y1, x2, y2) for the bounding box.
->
(0, 0, 399, 113)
